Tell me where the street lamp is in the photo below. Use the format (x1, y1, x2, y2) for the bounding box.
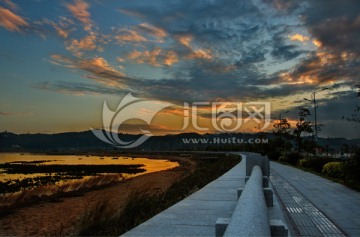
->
(304, 87, 329, 155)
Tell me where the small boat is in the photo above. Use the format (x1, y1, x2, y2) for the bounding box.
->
(112, 157, 118, 159)
(99, 157, 104, 159)
(78, 157, 82, 160)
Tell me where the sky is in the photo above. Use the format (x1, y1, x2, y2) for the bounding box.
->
(0, 0, 359, 139)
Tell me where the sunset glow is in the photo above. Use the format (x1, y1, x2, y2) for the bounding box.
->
(0, 0, 359, 139)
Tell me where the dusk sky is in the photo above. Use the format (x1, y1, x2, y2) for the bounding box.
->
(0, 0, 359, 138)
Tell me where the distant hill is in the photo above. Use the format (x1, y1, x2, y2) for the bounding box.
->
(0, 130, 359, 152)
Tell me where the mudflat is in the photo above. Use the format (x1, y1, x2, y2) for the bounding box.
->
(0, 156, 195, 236)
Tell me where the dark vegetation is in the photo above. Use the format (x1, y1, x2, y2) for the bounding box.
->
(78, 154, 241, 236)
(261, 87, 360, 191)
(0, 163, 144, 175)
(1, 130, 358, 154)
(271, 149, 360, 191)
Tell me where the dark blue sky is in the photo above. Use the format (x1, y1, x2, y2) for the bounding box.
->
(0, 0, 359, 138)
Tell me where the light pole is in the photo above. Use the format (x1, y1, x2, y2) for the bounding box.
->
(304, 88, 328, 155)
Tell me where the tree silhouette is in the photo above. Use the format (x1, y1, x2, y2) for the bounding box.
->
(273, 118, 292, 155)
(273, 118, 291, 136)
(293, 107, 313, 153)
(343, 85, 360, 123)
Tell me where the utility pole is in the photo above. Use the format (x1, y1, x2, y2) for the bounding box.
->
(304, 88, 328, 155)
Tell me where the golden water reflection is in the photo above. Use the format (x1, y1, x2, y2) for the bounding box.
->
(0, 153, 179, 182)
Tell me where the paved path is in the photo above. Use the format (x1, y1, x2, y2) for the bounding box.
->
(122, 158, 246, 236)
(271, 162, 360, 237)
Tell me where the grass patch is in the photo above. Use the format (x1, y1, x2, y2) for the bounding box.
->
(78, 154, 241, 236)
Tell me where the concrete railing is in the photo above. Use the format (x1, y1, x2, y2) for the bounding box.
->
(224, 165, 271, 236)
(216, 153, 288, 237)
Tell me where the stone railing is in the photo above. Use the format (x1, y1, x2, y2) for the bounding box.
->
(216, 153, 288, 237)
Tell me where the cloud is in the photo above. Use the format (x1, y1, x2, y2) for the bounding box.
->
(136, 23, 167, 41)
(66, 0, 92, 31)
(49, 55, 127, 88)
(2, 0, 17, 11)
(187, 49, 212, 60)
(289, 33, 309, 42)
(33, 0, 357, 108)
(127, 47, 179, 67)
(66, 35, 98, 56)
(271, 31, 305, 61)
(176, 35, 192, 49)
(128, 48, 180, 67)
(0, 6, 28, 32)
(302, 0, 360, 56)
(116, 57, 125, 62)
(128, 48, 161, 67)
(34, 81, 122, 96)
(163, 50, 179, 66)
(115, 29, 147, 44)
(0, 111, 33, 116)
(118, 8, 145, 19)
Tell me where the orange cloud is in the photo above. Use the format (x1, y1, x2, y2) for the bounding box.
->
(128, 50, 143, 60)
(176, 34, 213, 61)
(188, 49, 212, 60)
(0, 7, 28, 32)
(312, 39, 322, 47)
(279, 72, 316, 85)
(128, 48, 162, 67)
(66, 35, 97, 56)
(54, 26, 69, 38)
(289, 33, 309, 42)
(128, 48, 179, 67)
(80, 57, 125, 76)
(66, 0, 92, 31)
(50, 54, 125, 76)
(115, 29, 147, 43)
(176, 34, 193, 48)
(137, 23, 167, 41)
(163, 50, 179, 66)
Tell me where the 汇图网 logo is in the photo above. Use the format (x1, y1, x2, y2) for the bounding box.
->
(91, 93, 271, 148)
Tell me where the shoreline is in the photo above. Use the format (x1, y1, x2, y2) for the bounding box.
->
(0, 155, 196, 236)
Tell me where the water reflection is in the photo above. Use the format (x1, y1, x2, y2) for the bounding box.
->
(0, 153, 179, 182)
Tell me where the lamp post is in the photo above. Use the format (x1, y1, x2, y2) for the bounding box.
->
(304, 88, 328, 155)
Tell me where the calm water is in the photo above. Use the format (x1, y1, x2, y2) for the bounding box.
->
(0, 153, 179, 181)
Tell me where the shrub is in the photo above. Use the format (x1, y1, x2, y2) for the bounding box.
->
(300, 157, 336, 173)
(298, 158, 309, 168)
(279, 155, 288, 163)
(322, 162, 344, 179)
(267, 150, 281, 161)
(286, 152, 302, 165)
(343, 149, 360, 188)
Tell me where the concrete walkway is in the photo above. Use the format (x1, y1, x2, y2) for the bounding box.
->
(122, 158, 246, 237)
(271, 162, 360, 236)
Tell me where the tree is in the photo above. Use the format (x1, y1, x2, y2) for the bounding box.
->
(273, 118, 291, 136)
(272, 118, 292, 155)
(293, 107, 313, 153)
(343, 85, 360, 123)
